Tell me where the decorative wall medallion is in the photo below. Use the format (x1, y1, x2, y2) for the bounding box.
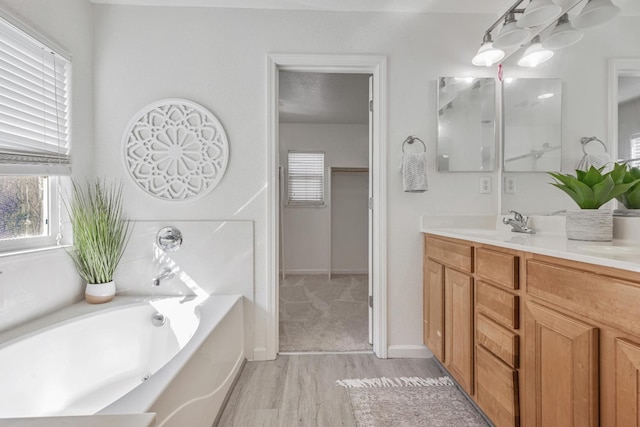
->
(123, 99, 229, 201)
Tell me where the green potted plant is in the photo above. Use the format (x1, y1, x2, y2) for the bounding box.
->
(66, 179, 131, 303)
(616, 166, 640, 210)
(548, 164, 639, 241)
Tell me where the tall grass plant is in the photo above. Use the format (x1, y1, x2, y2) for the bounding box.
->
(66, 179, 131, 284)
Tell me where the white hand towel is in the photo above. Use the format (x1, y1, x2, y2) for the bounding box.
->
(576, 152, 611, 171)
(402, 152, 428, 192)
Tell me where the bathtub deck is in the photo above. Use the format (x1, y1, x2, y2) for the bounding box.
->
(217, 353, 444, 426)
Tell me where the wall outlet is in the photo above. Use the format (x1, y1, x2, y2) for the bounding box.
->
(480, 176, 492, 194)
(504, 176, 517, 194)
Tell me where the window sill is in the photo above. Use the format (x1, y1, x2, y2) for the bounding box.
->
(0, 244, 72, 259)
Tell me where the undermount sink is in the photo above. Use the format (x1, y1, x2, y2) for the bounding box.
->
(578, 245, 640, 256)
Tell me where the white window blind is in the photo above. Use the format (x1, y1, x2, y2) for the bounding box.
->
(288, 151, 325, 205)
(631, 134, 640, 161)
(0, 17, 71, 175)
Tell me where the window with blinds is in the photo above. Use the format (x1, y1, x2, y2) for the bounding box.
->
(0, 15, 68, 249)
(631, 134, 640, 162)
(287, 151, 325, 206)
(0, 16, 71, 175)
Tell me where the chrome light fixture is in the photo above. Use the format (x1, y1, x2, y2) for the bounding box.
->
(494, 12, 530, 49)
(573, 0, 620, 28)
(518, 36, 554, 67)
(472, 33, 505, 67)
(542, 14, 584, 49)
(516, 0, 563, 28)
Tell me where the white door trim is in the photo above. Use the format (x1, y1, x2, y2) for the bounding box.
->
(266, 53, 388, 360)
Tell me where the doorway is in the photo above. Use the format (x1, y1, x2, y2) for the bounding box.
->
(278, 71, 371, 352)
(266, 54, 387, 360)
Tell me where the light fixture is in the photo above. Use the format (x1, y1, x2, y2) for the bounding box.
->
(538, 92, 555, 99)
(472, 33, 505, 67)
(542, 14, 584, 49)
(573, 0, 620, 29)
(516, 0, 562, 29)
(517, 36, 554, 67)
(494, 12, 530, 49)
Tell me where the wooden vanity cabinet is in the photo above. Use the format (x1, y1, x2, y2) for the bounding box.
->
(444, 268, 474, 394)
(425, 233, 640, 426)
(523, 301, 599, 427)
(423, 235, 474, 395)
(423, 259, 444, 361)
(524, 255, 640, 427)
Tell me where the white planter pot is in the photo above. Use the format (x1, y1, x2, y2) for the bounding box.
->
(85, 281, 116, 304)
(566, 209, 613, 241)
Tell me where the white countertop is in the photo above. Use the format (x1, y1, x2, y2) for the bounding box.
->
(420, 215, 640, 274)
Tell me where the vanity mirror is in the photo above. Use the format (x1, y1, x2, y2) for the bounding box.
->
(503, 78, 562, 172)
(610, 59, 640, 167)
(436, 77, 496, 172)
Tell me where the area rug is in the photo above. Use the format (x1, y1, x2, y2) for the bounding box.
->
(337, 376, 489, 427)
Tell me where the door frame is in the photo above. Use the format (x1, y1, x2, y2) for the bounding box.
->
(266, 54, 387, 359)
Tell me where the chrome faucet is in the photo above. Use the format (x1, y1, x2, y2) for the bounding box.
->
(152, 268, 174, 286)
(503, 210, 535, 234)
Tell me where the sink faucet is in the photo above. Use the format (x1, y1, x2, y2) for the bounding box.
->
(503, 210, 535, 234)
(152, 268, 175, 286)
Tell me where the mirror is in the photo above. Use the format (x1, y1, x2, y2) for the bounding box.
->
(437, 77, 496, 171)
(503, 78, 562, 172)
(611, 59, 640, 167)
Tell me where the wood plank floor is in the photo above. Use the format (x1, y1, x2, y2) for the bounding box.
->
(217, 354, 444, 427)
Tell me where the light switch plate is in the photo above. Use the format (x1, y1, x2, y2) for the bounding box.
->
(480, 176, 491, 194)
(504, 176, 517, 194)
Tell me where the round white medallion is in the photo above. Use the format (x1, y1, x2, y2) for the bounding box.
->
(123, 99, 229, 201)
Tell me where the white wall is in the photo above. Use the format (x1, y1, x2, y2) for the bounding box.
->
(91, 5, 501, 359)
(280, 123, 368, 274)
(331, 171, 368, 274)
(0, 0, 94, 332)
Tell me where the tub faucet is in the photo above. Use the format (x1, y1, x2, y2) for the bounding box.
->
(152, 268, 174, 286)
(503, 210, 535, 234)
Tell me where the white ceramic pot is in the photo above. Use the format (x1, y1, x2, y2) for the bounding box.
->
(566, 209, 613, 241)
(85, 281, 116, 304)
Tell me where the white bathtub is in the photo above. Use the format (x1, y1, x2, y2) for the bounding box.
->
(0, 294, 244, 426)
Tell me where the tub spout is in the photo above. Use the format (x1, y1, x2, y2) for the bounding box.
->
(152, 268, 174, 286)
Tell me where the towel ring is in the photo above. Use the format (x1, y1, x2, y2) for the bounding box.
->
(402, 135, 426, 153)
(580, 136, 607, 155)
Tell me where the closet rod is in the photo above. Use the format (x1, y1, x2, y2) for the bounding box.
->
(331, 167, 369, 173)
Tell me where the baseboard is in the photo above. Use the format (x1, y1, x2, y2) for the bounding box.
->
(252, 347, 270, 361)
(387, 345, 433, 359)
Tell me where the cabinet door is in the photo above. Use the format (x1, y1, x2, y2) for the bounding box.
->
(615, 338, 640, 426)
(476, 345, 519, 427)
(445, 268, 474, 394)
(524, 302, 599, 427)
(424, 259, 444, 361)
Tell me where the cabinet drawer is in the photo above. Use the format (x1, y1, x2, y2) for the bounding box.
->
(476, 248, 519, 290)
(477, 314, 519, 368)
(425, 236, 473, 273)
(476, 345, 519, 427)
(477, 281, 519, 329)
(527, 259, 640, 337)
